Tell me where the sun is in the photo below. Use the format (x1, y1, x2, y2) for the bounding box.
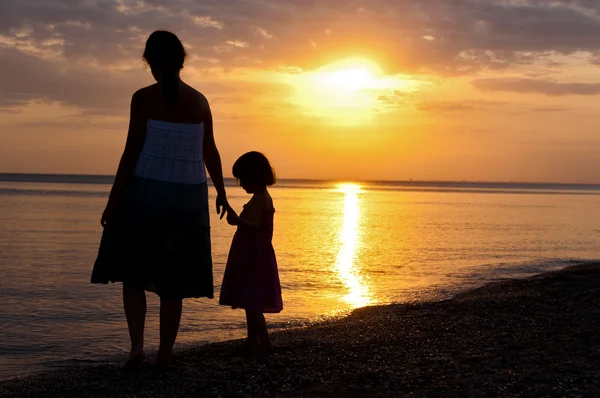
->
(280, 56, 420, 125)
(316, 67, 376, 93)
(315, 57, 382, 93)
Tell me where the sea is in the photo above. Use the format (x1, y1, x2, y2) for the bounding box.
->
(1, 173, 600, 380)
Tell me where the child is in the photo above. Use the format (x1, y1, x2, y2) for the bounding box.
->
(219, 151, 283, 354)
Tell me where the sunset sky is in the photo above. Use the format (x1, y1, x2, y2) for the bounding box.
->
(2, 0, 600, 182)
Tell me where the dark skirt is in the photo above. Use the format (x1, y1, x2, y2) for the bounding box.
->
(91, 177, 213, 299)
(219, 229, 283, 313)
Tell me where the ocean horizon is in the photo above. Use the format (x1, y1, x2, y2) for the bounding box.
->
(2, 172, 600, 192)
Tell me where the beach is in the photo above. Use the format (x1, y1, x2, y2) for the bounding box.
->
(1, 263, 598, 397)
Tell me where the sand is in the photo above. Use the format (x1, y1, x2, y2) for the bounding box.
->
(1, 263, 599, 397)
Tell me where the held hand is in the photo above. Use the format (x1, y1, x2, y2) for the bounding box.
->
(216, 193, 229, 220)
(226, 208, 239, 226)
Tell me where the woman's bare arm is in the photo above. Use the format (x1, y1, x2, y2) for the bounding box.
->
(101, 90, 146, 226)
(202, 97, 228, 218)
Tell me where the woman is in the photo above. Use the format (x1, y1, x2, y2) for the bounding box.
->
(91, 30, 228, 367)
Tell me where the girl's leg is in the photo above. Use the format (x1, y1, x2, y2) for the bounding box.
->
(123, 283, 147, 360)
(255, 314, 272, 352)
(156, 297, 183, 366)
(245, 309, 259, 348)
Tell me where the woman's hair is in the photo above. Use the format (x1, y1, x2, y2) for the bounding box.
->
(232, 151, 276, 186)
(142, 30, 187, 106)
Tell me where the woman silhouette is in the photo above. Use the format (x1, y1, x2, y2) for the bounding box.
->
(91, 30, 228, 367)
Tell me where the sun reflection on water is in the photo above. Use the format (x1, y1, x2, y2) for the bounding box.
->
(334, 183, 372, 308)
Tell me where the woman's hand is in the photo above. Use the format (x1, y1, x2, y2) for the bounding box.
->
(216, 193, 229, 220)
(100, 202, 117, 227)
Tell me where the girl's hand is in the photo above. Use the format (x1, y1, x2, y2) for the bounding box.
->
(226, 209, 239, 226)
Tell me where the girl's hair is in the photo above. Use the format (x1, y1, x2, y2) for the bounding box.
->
(232, 151, 276, 186)
(142, 30, 186, 106)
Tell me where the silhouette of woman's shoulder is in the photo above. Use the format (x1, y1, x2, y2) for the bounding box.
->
(130, 83, 210, 123)
(185, 86, 212, 123)
(129, 84, 160, 108)
(182, 84, 210, 110)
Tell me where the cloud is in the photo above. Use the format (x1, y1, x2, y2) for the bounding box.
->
(377, 90, 405, 108)
(532, 106, 572, 112)
(473, 78, 600, 96)
(0, 47, 144, 112)
(4, 1, 600, 71)
(2, 0, 600, 113)
(418, 101, 482, 113)
(0, 45, 255, 115)
(417, 100, 505, 113)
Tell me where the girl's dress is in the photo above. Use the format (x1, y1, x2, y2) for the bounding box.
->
(219, 196, 283, 313)
(91, 119, 213, 300)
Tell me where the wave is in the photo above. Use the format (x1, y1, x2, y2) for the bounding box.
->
(395, 258, 600, 304)
(0, 187, 108, 198)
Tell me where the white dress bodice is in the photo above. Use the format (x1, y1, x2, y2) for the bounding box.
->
(134, 119, 206, 184)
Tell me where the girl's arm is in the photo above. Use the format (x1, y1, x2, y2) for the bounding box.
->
(233, 212, 261, 229)
(101, 90, 146, 226)
(202, 97, 228, 219)
(228, 194, 271, 229)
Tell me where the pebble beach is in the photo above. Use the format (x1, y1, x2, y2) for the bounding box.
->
(1, 263, 599, 397)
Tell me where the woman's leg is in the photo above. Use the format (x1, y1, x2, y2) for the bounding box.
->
(156, 297, 183, 365)
(123, 283, 147, 359)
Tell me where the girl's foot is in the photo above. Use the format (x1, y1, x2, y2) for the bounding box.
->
(123, 351, 146, 370)
(154, 352, 172, 367)
(231, 340, 259, 356)
(257, 342, 273, 356)
(151, 362, 173, 370)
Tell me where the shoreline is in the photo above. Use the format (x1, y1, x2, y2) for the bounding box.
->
(1, 263, 599, 397)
